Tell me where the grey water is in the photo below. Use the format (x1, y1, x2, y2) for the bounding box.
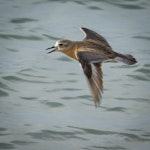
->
(0, 0, 150, 150)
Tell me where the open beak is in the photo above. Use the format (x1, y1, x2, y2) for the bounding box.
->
(46, 46, 56, 54)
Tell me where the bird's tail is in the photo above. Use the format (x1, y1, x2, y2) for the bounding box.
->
(115, 53, 137, 65)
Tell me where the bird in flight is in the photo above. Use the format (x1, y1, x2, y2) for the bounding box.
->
(46, 27, 137, 106)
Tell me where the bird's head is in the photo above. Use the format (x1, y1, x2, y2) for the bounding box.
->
(46, 39, 72, 54)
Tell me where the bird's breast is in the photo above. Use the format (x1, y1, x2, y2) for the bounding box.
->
(62, 48, 78, 60)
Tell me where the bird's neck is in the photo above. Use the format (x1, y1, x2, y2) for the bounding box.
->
(62, 42, 78, 60)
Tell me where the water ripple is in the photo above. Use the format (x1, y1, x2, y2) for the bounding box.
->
(128, 74, 149, 81)
(56, 56, 73, 62)
(105, 0, 145, 9)
(115, 97, 150, 103)
(135, 65, 150, 80)
(7, 48, 19, 52)
(41, 100, 64, 108)
(10, 18, 38, 24)
(0, 81, 16, 93)
(135, 68, 150, 74)
(88, 6, 103, 10)
(90, 145, 126, 150)
(47, 88, 81, 93)
(11, 140, 36, 146)
(74, 0, 85, 5)
(106, 107, 126, 112)
(20, 96, 37, 101)
(26, 129, 85, 141)
(68, 126, 150, 142)
(0, 143, 15, 149)
(0, 128, 7, 132)
(0, 34, 42, 41)
(0, 128, 10, 136)
(2, 75, 50, 84)
(133, 36, 150, 41)
(61, 94, 90, 101)
(42, 34, 60, 40)
(128, 64, 150, 81)
(18, 69, 47, 79)
(0, 89, 8, 97)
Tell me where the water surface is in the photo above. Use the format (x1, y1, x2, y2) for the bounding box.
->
(0, 0, 150, 150)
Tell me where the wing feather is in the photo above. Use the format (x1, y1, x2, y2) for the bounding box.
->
(89, 63, 103, 105)
(77, 52, 103, 106)
(77, 51, 108, 64)
(81, 27, 111, 48)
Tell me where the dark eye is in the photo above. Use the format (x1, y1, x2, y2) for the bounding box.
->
(59, 43, 64, 47)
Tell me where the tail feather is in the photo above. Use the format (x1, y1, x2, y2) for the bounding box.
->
(115, 54, 137, 65)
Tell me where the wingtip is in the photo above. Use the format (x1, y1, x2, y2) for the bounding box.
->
(80, 27, 88, 31)
(80, 27, 85, 31)
(80, 27, 87, 38)
(80, 27, 90, 38)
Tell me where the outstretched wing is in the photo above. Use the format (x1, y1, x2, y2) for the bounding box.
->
(77, 51, 109, 64)
(81, 27, 111, 48)
(77, 51, 103, 106)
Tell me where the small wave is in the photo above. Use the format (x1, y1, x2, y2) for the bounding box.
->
(128, 74, 149, 81)
(133, 36, 150, 41)
(0, 81, 16, 92)
(2, 75, 50, 84)
(56, 56, 73, 62)
(105, 0, 145, 9)
(10, 18, 38, 24)
(41, 100, 64, 108)
(20, 96, 37, 101)
(115, 97, 150, 103)
(88, 6, 103, 10)
(0, 143, 15, 149)
(26, 129, 85, 141)
(11, 140, 36, 146)
(90, 145, 126, 150)
(42, 34, 60, 40)
(68, 126, 150, 142)
(0, 34, 42, 41)
(0, 90, 9, 97)
(106, 107, 126, 112)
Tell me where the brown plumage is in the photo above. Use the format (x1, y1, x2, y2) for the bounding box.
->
(46, 27, 137, 106)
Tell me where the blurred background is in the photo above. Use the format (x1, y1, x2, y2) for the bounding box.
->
(0, 0, 150, 150)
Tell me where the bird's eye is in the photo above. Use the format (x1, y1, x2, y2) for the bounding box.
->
(59, 43, 64, 47)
